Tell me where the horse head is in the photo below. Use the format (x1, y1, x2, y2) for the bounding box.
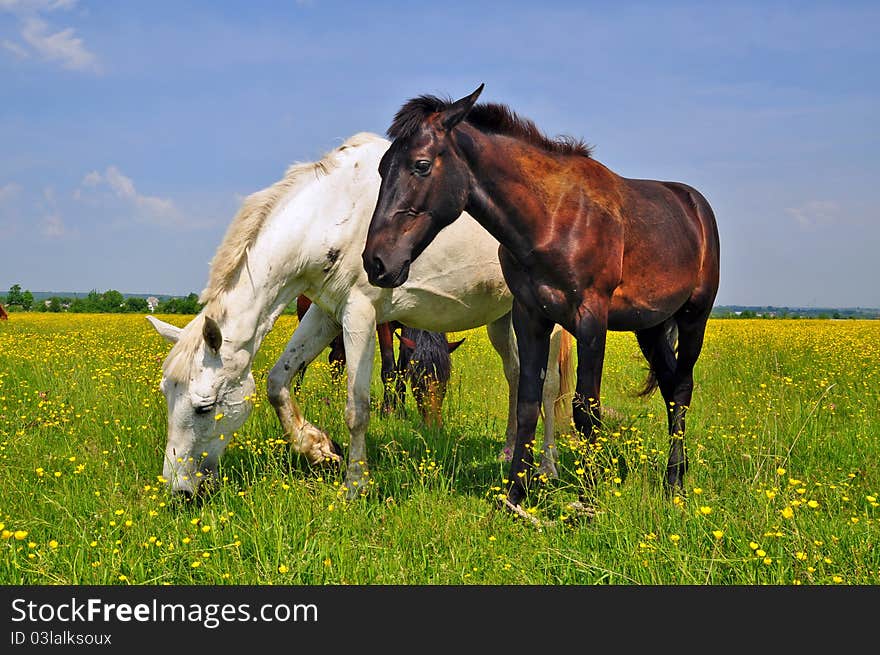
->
(395, 328, 466, 429)
(362, 84, 484, 288)
(147, 314, 256, 498)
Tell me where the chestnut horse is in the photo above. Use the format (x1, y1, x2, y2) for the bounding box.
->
(363, 84, 720, 514)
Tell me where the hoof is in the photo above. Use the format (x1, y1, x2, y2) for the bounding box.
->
(664, 483, 687, 502)
(340, 461, 371, 500)
(536, 459, 559, 481)
(563, 500, 597, 521)
(342, 479, 368, 501)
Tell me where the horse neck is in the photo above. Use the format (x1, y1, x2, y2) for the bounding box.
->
(456, 125, 586, 263)
(210, 154, 377, 354)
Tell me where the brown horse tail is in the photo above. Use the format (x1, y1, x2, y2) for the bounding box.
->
(638, 319, 678, 397)
(553, 328, 575, 430)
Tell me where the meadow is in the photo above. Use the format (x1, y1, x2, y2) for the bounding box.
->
(0, 313, 877, 585)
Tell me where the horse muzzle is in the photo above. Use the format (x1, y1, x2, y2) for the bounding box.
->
(364, 252, 411, 288)
(163, 459, 218, 499)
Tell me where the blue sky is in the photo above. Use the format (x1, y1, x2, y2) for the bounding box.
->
(1, 1, 877, 307)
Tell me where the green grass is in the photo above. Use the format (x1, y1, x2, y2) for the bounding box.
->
(1, 314, 878, 584)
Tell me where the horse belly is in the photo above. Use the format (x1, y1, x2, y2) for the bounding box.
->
(607, 288, 692, 331)
(389, 216, 513, 331)
(390, 283, 512, 332)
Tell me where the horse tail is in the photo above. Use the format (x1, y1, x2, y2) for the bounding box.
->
(638, 319, 678, 397)
(553, 328, 575, 430)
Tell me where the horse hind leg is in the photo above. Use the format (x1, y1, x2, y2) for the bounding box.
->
(664, 309, 711, 493)
(377, 322, 400, 414)
(635, 320, 681, 490)
(637, 313, 706, 495)
(327, 336, 346, 381)
(486, 313, 518, 461)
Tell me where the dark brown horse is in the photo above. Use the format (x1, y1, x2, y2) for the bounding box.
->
(362, 84, 720, 513)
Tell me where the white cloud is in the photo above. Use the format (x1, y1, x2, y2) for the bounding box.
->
(41, 213, 65, 237)
(78, 165, 181, 227)
(81, 170, 102, 187)
(20, 16, 99, 72)
(1, 0, 99, 73)
(786, 200, 840, 230)
(0, 1, 78, 15)
(102, 166, 136, 198)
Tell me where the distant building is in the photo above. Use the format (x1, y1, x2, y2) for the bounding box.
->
(147, 296, 160, 312)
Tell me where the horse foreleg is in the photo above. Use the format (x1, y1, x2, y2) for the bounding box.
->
(340, 297, 378, 499)
(267, 303, 343, 465)
(505, 300, 553, 508)
(573, 299, 609, 500)
(536, 325, 563, 480)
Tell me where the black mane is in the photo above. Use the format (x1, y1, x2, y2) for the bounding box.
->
(399, 326, 452, 383)
(388, 95, 592, 158)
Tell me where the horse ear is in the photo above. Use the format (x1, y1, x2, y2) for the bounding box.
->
(202, 316, 223, 353)
(447, 337, 466, 354)
(146, 315, 181, 343)
(440, 83, 484, 131)
(396, 333, 417, 351)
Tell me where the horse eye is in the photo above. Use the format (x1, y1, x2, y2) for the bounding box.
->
(412, 160, 432, 176)
(194, 403, 214, 415)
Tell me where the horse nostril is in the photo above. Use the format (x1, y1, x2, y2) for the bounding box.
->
(371, 255, 387, 279)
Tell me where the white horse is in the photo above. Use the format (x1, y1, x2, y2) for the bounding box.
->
(147, 132, 573, 498)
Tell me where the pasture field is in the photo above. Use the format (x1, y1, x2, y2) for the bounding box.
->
(0, 313, 878, 585)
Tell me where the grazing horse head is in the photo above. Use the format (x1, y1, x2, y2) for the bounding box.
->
(362, 84, 485, 288)
(148, 314, 256, 498)
(395, 327, 465, 428)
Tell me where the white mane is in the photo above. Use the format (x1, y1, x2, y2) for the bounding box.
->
(162, 131, 386, 382)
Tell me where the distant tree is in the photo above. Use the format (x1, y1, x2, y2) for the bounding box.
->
(100, 290, 125, 312)
(6, 284, 23, 308)
(158, 292, 202, 314)
(124, 296, 149, 313)
(72, 290, 103, 313)
(68, 298, 88, 313)
(182, 292, 201, 314)
(47, 297, 63, 313)
(21, 290, 34, 311)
